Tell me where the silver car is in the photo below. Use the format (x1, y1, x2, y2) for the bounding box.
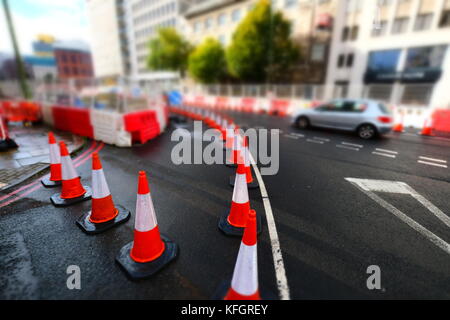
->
(292, 99, 393, 139)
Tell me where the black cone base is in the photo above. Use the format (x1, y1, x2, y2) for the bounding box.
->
(50, 186, 92, 207)
(212, 279, 277, 300)
(76, 205, 131, 234)
(225, 162, 237, 168)
(218, 212, 262, 237)
(115, 235, 178, 280)
(41, 177, 62, 188)
(229, 175, 259, 189)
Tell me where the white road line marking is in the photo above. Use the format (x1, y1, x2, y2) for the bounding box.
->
(417, 160, 448, 168)
(284, 134, 299, 139)
(375, 148, 398, 154)
(290, 133, 305, 137)
(248, 150, 290, 300)
(307, 139, 324, 144)
(418, 156, 447, 163)
(372, 152, 396, 158)
(342, 142, 363, 148)
(336, 144, 359, 151)
(346, 178, 450, 255)
(313, 137, 330, 142)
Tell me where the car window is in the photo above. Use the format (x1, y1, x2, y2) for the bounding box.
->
(378, 103, 391, 114)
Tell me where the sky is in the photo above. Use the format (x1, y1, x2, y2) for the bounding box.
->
(0, 0, 90, 55)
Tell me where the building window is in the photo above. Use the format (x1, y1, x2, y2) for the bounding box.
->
(439, 10, 450, 28)
(372, 20, 387, 36)
(311, 43, 326, 62)
(392, 17, 409, 34)
(366, 85, 393, 102)
(218, 13, 226, 25)
(404, 45, 447, 70)
(341, 26, 349, 41)
(414, 13, 433, 31)
(346, 53, 354, 67)
(205, 18, 212, 29)
(232, 9, 241, 22)
(337, 54, 345, 68)
(401, 84, 433, 105)
(285, 0, 297, 8)
(333, 81, 349, 99)
(350, 26, 358, 40)
(367, 49, 401, 72)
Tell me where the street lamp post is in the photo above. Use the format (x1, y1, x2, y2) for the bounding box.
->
(2, 0, 31, 99)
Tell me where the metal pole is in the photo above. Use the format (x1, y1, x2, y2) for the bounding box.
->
(2, 0, 31, 99)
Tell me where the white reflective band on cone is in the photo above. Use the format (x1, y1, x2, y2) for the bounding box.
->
(232, 134, 241, 151)
(92, 169, 111, 199)
(243, 147, 251, 167)
(135, 193, 158, 232)
(61, 156, 78, 180)
(0, 119, 6, 140)
(232, 174, 249, 204)
(49, 143, 61, 164)
(231, 243, 258, 296)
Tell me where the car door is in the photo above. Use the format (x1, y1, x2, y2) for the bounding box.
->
(334, 101, 368, 130)
(308, 103, 335, 127)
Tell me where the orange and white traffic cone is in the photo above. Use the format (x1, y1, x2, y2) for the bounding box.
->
(420, 118, 433, 136)
(116, 171, 178, 279)
(41, 132, 62, 188)
(230, 145, 259, 189)
(219, 164, 261, 236)
(76, 153, 131, 234)
(217, 210, 261, 300)
(226, 131, 242, 167)
(50, 141, 92, 207)
(392, 113, 404, 132)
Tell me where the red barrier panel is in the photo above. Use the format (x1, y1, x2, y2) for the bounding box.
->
(241, 97, 256, 113)
(432, 109, 450, 135)
(52, 106, 93, 138)
(216, 96, 229, 109)
(269, 99, 290, 116)
(123, 110, 160, 144)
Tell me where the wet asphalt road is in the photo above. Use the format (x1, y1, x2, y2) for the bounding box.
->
(0, 111, 449, 299)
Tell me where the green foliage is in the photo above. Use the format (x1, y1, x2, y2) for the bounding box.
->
(188, 38, 226, 84)
(147, 28, 192, 76)
(226, 0, 300, 83)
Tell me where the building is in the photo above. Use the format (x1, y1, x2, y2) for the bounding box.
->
(23, 56, 57, 80)
(125, 0, 190, 87)
(53, 41, 94, 80)
(183, 0, 337, 83)
(32, 34, 56, 57)
(86, 0, 131, 81)
(324, 0, 450, 109)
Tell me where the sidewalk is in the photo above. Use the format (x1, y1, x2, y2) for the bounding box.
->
(0, 123, 84, 190)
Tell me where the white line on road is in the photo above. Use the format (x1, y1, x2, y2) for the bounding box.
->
(290, 133, 305, 137)
(372, 152, 396, 158)
(284, 134, 299, 139)
(248, 151, 290, 300)
(346, 178, 450, 255)
(313, 137, 330, 142)
(342, 142, 363, 148)
(375, 148, 398, 154)
(336, 144, 359, 151)
(418, 156, 447, 163)
(417, 160, 448, 168)
(307, 139, 324, 144)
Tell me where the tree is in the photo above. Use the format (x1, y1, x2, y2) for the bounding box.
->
(188, 38, 226, 84)
(226, 0, 300, 83)
(147, 28, 192, 77)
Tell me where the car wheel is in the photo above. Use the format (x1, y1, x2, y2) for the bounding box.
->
(296, 116, 309, 129)
(357, 124, 377, 139)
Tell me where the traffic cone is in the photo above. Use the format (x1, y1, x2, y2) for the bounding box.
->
(116, 171, 178, 279)
(219, 164, 261, 236)
(224, 123, 235, 150)
(41, 132, 62, 188)
(225, 131, 242, 168)
(420, 118, 433, 136)
(212, 210, 266, 300)
(230, 145, 259, 189)
(392, 114, 404, 132)
(76, 153, 131, 234)
(50, 141, 92, 207)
